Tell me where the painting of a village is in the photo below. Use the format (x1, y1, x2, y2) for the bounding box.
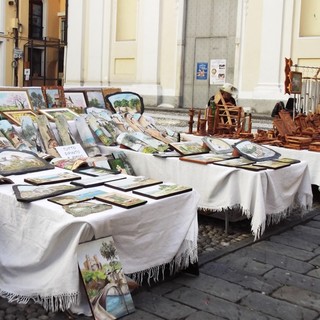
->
(77, 236, 135, 320)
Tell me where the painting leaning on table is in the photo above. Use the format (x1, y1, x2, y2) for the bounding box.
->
(77, 236, 135, 320)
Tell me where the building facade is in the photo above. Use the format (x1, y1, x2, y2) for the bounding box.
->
(1, 0, 319, 113)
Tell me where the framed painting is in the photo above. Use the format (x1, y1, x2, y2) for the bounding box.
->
(64, 91, 88, 110)
(26, 87, 47, 111)
(0, 149, 54, 176)
(41, 86, 66, 108)
(71, 174, 127, 188)
(132, 183, 192, 200)
(13, 184, 82, 202)
(39, 108, 80, 121)
(179, 153, 236, 165)
(290, 71, 302, 94)
(254, 160, 291, 170)
(0, 88, 32, 112)
(104, 176, 162, 192)
(105, 91, 143, 114)
(1, 109, 38, 126)
(48, 188, 108, 206)
(169, 141, 210, 156)
(85, 90, 107, 109)
(233, 140, 281, 162)
(202, 137, 233, 154)
(213, 157, 255, 168)
(94, 191, 147, 209)
(77, 236, 135, 319)
(73, 166, 120, 177)
(24, 171, 81, 185)
(63, 200, 113, 217)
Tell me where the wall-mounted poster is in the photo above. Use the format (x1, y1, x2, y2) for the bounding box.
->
(196, 62, 208, 80)
(210, 59, 226, 85)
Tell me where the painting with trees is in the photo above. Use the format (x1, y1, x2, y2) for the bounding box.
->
(77, 236, 135, 320)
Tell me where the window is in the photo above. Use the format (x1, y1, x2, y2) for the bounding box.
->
(29, 0, 43, 39)
(28, 48, 43, 77)
(60, 17, 66, 43)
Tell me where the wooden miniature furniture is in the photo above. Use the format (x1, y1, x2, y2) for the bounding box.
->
(213, 104, 243, 134)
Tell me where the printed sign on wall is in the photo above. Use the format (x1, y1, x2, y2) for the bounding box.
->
(196, 62, 208, 80)
(210, 59, 226, 85)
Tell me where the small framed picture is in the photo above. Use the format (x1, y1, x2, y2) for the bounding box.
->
(39, 108, 80, 121)
(1, 109, 38, 125)
(0, 88, 32, 112)
(41, 86, 66, 108)
(84, 90, 106, 109)
(290, 71, 302, 94)
(26, 87, 47, 111)
(64, 91, 88, 110)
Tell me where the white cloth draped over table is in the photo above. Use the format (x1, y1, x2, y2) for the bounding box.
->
(100, 146, 313, 240)
(0, 168, 199, 311)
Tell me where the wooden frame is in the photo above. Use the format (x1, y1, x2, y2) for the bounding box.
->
(105, 91, 144, 114)
(290, 71, 302, 94)
(84, 89, 107, 109)
(0, 88, 32, 112)
(13, 184, 82, 202)
(41, 86, 66, 108)
(39, 107, 80, 121)
(0, 149, 54, 176)
(1, 109, 38, 126)
(64, 91, 88, 111)
(94, 191, 147, 209)
(26, 87, 47, 111)
(132, 183, 192, 200)
(169, 141, 210, 156)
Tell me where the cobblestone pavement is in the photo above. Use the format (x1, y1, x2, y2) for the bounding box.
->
(2, 109, 319, 320)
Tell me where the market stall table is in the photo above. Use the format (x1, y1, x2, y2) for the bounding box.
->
(100, 146, 313, 240)
(0, 167, 199, 312)
(180, 133, 320, 187)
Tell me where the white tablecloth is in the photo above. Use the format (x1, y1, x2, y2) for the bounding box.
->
(101, 146, 313, 240)
(180, 133, 320, 187)
(0, 168, 199, 311)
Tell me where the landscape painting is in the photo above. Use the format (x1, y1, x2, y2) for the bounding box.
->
(0, 89, 32, 112)
(27, 87, 47, 111)
(85, 90, 106, 109)
(77, 236, 135, 319)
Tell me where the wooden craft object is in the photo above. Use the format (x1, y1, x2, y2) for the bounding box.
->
(36, 115, 60, 158)
(213, 104, 242, 135)
(87, 114, 114, 146)
(188, 108, 195, 134)
(278, 110, 298, 135)
(0, 119, 32, 152)
(55, 114, 75, 146)
(20, 116, 44, 152)
(74, 116, 101, 157)
(138, 114, 173, 144)
(198, 118, 207, 136)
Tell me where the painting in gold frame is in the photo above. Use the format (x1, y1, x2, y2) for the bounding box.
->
(0, 88, 32, 112)
(1, 109, 38, 126)
(39, 108, 80, 121)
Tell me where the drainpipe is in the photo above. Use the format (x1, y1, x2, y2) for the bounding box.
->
(177, 0, 187, 108)
(13, 0, 19, 86)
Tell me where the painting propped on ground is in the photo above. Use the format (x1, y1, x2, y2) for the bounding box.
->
(77, 236, 135, 320)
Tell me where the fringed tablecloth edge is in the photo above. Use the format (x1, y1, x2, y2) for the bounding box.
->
(0, 289, 80, 312)
(127, 239, 198, 285)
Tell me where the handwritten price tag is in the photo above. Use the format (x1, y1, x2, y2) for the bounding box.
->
(55, 144, 88, 159)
